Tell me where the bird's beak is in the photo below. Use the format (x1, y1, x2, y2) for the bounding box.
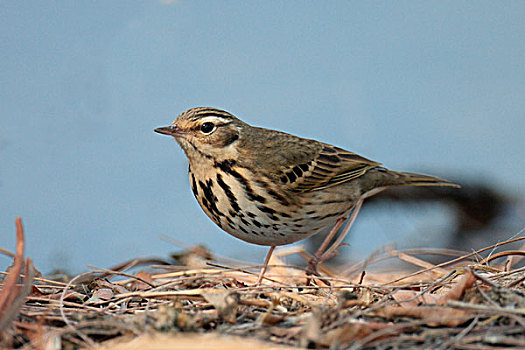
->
(154, 125, 185, 137)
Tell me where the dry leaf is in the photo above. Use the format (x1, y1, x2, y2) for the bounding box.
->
(202, 290, 239, 324)
(86, 288, 114, 304)
(436, 270, 476, 305)
(375, 305, 474, 327)
(130, 271, 154, 291)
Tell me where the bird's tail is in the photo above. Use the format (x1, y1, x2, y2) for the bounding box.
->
(360, 168, 459, 197)
(390, 171, 460, 188)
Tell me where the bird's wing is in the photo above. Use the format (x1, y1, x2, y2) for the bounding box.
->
(280, 143, 382, 192)
(238, 127, 381, 193)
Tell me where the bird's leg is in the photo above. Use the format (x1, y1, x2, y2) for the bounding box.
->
(306, 217, 346, 279)
(305, 198, 364, 285)
(256, 245, 275, 285)
(321, 198, 364, 260)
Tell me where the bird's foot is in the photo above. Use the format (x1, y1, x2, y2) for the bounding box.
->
(305, 254, 331, 286)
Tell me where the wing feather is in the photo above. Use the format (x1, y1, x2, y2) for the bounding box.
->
(282, 144, 381, 192)
(238, 127, 381, 193)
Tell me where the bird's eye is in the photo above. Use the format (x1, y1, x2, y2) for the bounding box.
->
(200, 122, 216, 134)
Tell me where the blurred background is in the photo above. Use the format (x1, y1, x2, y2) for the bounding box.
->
(1, 1, 524, 274)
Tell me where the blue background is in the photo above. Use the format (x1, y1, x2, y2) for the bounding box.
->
(1, 1, 524, 273)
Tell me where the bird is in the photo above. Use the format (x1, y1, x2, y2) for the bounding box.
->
(155, 107, 459, 284)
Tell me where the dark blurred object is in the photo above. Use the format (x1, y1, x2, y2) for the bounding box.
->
(369, 181, 508, 231)
(308, 178, 522, 257)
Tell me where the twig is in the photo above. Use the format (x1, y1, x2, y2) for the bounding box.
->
(85, 265, 156, 288)
(386, 236, 525, 284)
(446, 300, 525, 316)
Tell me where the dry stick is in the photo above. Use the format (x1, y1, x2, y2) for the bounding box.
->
(159, 233, 255, 267)
(385, 236, 525, 285)
(26, 298, 102, 313)
(0, 247, 15, 259)
(0, 259, 37, 332)
(342, 245, 464, 279)
(479, 250, 525, 265)
(386, 248, 449, 275)
(490, 264, 525, 279)
(505, 242, 525, 269)
(85, 265, 156, 288)
(0, 272, 71, 287)
(353, 269, 458, 320)
(0, 218, 25, 315)
(109, 267, 228, 286)
(152, 267, 229, 280)
(343, 244, 394, 277)
(467, 267, 499, 288)
(80, 258, 173, 283)
(402, 247, 470, 258)
(206, 260, 362, 288)
(0, 218, 37, 336)
(397, 269, 458, 306)
(205, 261, 294, 288)
(447, 300, 525, 316)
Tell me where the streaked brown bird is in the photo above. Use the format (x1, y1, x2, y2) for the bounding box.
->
(155, 107, 459, 284)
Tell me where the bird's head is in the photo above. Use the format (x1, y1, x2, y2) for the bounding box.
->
(155, 107, 246, 162)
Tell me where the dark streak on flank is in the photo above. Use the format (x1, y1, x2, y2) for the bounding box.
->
(277, 211, 291, 218)
(199, 180, 223, 220)
(240, 217, 250, 227)
(320, 199, 353, 205)
(216, 173, 241, 212)
(255, 179, 289, 206)
(311, 210, 348, 221)
(215, 160, 266, 203)
(255, 204, 292, 219)
(257, 204, 279, 221)
(267, 189, 290, 206)
(190, 172, 199, 198)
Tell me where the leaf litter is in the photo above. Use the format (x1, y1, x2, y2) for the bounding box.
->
(1, 218, 525, 349)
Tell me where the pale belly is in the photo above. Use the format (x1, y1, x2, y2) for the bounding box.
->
(188, 162, 359, 246)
